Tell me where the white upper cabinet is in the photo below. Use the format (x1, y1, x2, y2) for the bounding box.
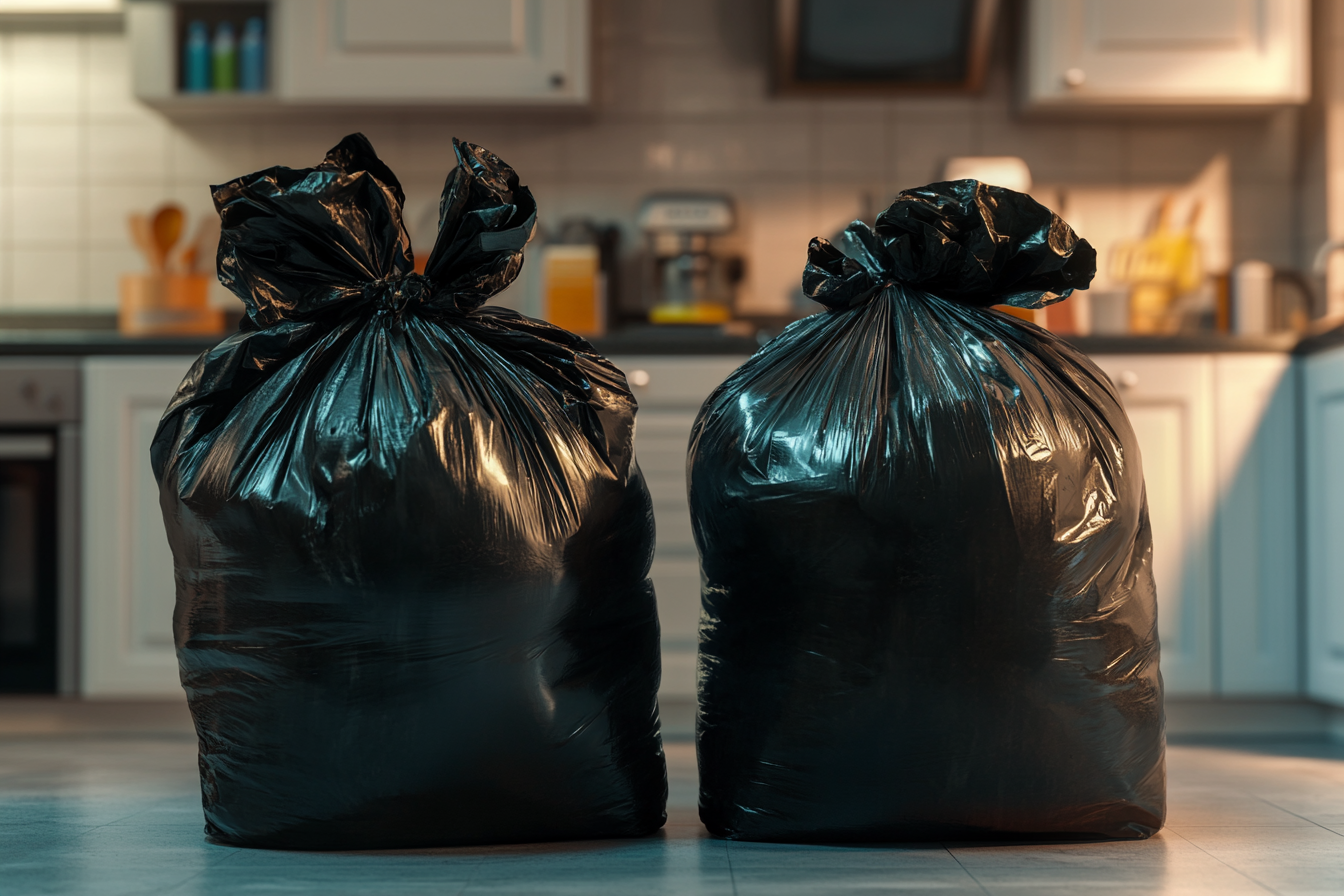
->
(1023, 0, 1310, 110)
(276, 0, 590, 105)
(129, 0, 590, 108)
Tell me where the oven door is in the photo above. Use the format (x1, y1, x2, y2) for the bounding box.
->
(0, 432, 57, 692)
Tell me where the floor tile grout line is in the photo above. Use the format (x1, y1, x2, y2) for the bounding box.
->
(724, 839, 739, 896)
(1163, 827, 1283, 896)
(943, 844, 991, 896)
(1251, 794, 1344, 838)
(450, 853, 484, 896)
(144, 866, 217, 896)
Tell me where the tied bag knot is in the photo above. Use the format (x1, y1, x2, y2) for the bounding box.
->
(803, 179, 1097, 313)
(214, 134, 536, 328)
(364, 272, 433, 318)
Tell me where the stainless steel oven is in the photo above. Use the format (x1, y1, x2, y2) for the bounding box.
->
(0, 361, 79, 694)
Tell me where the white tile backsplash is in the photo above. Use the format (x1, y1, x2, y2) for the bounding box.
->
(11, 121, 82, 183)
(0, 2, 1314, 313)
(86, 183, 158, 244)
(85, 32, 154, 124)
(10, 184, 80, 245)
(87, 120, 170, 183)
(891, 110, 979, 188)
(85, 245, 143, 310)
(816, 109, 887, 182)
(0, 35, 9, 120)
(6, 33, 83, 121)
(11, 247, 82, 310)
(0, 234, 8, 309)
(167, 123, 258, 185)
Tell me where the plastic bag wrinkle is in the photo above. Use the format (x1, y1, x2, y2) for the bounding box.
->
(154, 133, 666, 850)
(691, 181, 1163, 843)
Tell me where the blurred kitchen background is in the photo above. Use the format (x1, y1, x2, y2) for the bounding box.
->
(0, 0, 1331, 333)
(7, 0, 1344, 744)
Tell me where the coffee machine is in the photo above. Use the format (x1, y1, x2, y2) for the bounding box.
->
(638, 195, 743, 324)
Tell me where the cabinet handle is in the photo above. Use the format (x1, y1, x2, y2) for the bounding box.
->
(1114, 370, 1140, 389)
(629, 369, 651, 388)
(1064, 67, 1087, 88)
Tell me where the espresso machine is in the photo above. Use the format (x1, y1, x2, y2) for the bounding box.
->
(637, 195, 743, 324)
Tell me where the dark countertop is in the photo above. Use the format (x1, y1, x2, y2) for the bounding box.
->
(0, 323, 1336, 357)
(1290, 325, 1344, 356)
(0, 326, 766, 357)
(0, 329, 224, 357)
(1069, 333, 1302, 354)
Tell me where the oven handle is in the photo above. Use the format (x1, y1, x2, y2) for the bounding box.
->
(0, 434, 55, 460)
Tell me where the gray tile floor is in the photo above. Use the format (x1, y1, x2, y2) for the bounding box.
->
(2, 702, 1344, 895)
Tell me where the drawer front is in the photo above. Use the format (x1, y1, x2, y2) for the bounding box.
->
(0, 362, 80, 424)
(607, 356, 745, 700)
(608, 355, 744, 411)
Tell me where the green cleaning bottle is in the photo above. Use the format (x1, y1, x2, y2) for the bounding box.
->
(212, 22, 237, 92)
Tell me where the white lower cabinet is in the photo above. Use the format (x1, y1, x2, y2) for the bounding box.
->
(81, 357, 196, 697)
(1091, 355, 1217, 696)
(78, 349, 1303, 704)
(1304, 346, 1344, 705)
(1214, 354, 1299, 696)
(605, 350, 1301, 704)
(1090, 352, 1299, 698)
(80, 351, 746, 702)
(607, 355, 746, 702)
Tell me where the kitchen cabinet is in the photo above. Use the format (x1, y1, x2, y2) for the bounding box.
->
(1092, 352, 1300, 698)
(0, 0, 120, 20)
(608, 350, 1299, 703)
(129, 0, 591, 109)
(1023, 0, 1310, 110)
(608, 355, 745, 703)
(1091, 354, 1217, 696)
(71, 346, 1303, 704)
(1304, 346, 1344, 705)
(81, 357, 194, 697)
(79, 350, 744, 701)
(1214, 354, 1299, 696)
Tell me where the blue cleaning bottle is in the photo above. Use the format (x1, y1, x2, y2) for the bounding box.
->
(183, 20, 211, 92)
(240, 17, 266, 92)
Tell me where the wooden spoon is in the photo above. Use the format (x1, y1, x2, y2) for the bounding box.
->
(175, 215, 221, 274)
(127, 213, 157, 271)
(150, 204, 185, 272)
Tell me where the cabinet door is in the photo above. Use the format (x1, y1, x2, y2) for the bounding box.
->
(276, 0, 590, 105)
(607, 356, 744, 701)
(1304, 348, 1344, 705)
(82, 357, 195, 697)
(1091, 354, 1216, 696)
(1214, 354, 1299, 696)
(1025, 0, 1309, 108)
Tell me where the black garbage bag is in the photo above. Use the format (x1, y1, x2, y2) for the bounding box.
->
(151, 134, 667, 850)
(689, 181, 1164, 843)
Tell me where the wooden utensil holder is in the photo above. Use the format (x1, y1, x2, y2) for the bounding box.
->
(119, 273, 224, 336)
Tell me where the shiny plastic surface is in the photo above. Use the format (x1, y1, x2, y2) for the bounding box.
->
(151, 135, 667, 850)
(689, 181, 1164, 843)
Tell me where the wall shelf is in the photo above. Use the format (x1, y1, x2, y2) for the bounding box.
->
(129, 0, 591, 113)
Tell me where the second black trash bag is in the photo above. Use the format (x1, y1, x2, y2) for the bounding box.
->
(151, 134, 667, 850)
(689, 181, 1165, 843)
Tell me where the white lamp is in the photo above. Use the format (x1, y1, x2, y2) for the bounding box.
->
(942, 156, 1033, 193)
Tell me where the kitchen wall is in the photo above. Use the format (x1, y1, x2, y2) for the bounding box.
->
(0, 0, 1317, 316)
